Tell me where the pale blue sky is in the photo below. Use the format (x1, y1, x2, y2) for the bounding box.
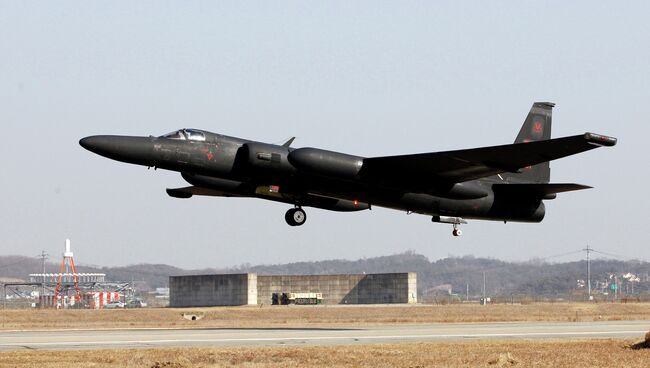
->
(1, 1, 648, 268)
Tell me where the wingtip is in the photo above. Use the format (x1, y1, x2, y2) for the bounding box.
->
(584, 132, 617, 147)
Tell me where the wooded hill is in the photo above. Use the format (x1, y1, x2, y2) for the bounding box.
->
(1, 252, 648, 299)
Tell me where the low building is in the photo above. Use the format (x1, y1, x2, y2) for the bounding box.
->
(169, 272, 417, 307)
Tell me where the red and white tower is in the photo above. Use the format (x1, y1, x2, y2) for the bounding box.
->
(54, 239, 81, 307)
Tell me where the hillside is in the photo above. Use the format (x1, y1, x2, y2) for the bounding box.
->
(1, 252, 648, 299)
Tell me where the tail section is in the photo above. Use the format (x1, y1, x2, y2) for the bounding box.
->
(506, 102, 554, 183)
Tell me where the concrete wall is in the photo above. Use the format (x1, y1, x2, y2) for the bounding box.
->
(407, 272, 417, 304)
(257, 273, 416, 305)
(169, 273, 256, 307)
(170, 272, 416, 307)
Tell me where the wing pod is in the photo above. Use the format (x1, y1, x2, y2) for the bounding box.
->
(288, 148, 363, 180)
(166, 186, 241, 198)
(307, 197, 370, 212)
(180, 173, 250, 194)
(431, 182, 489, 199)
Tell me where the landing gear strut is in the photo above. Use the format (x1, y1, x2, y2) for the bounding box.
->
(285, 207, 307, 226)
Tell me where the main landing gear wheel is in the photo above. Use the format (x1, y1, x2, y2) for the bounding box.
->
(452, 224, 462, 237)
(285, 207, 307, 227)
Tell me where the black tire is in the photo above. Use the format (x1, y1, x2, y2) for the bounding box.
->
(285, 209, 297, 226)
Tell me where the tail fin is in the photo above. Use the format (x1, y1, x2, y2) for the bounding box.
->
(505, 102, 554, 183)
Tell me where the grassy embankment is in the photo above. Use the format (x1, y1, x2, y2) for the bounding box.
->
(1, 302, 650, 330)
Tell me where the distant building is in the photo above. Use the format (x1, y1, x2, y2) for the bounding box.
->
(170, 273, 417, 307)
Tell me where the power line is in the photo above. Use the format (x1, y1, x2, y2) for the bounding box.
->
(590, 249, 638, 261)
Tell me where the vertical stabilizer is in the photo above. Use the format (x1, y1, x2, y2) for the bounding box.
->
(507, 102, 554, 183)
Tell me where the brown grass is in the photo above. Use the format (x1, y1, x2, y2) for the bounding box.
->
(1, 339, 649, 367)
(2, 302, 650, 330)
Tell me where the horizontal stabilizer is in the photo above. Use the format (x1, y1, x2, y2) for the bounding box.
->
(492, 183, 592, 198)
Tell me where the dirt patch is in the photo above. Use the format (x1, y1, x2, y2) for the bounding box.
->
(488, 352, 518, 366)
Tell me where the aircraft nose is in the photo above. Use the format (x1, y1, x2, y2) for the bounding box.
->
(79, 136, 103, 152)
(79, 135, 155, 166)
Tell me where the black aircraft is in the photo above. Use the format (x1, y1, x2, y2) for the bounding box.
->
(80, 102, 616, 236)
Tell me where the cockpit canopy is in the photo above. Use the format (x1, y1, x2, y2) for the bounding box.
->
(160, 129, 206, 141)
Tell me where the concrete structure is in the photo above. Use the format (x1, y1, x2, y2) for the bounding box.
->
(170, 273, 257, 307)
(169, 272, 416, 307)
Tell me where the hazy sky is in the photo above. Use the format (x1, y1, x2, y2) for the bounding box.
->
(1, 1, 648, 269)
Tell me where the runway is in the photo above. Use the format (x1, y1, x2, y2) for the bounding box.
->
(1, 320, 648, 351)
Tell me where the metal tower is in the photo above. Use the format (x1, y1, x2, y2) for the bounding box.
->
(54, 239, 81, 307)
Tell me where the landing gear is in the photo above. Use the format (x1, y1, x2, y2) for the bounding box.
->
(285, 207, 307, 226)
(452, 224, 462, 237)
(431, 216, 466, 237)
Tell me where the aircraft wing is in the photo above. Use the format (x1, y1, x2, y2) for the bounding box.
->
(492, 183, 592, 197)
(361, 133, 616, 186)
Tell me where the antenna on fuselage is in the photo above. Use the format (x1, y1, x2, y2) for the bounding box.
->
(282, 137, 296, 147)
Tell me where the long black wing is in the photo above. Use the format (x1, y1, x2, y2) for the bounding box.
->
(360, 133, 616, 187)
(492, 183, 592, 197)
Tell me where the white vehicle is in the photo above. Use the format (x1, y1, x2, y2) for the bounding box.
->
(126, 300, 147, 308)
(104, 301, 125, 309)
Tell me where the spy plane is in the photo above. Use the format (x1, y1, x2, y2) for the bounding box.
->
(80, 102, 616, 236)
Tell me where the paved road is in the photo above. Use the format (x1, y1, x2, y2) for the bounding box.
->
(0, 321, 648, 351)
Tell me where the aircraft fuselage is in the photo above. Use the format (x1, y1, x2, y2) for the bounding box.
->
(79, 102, 616, 235)
(80, 131, 544, 223)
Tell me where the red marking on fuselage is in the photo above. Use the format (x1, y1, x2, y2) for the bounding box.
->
(206, 152, 214, 161)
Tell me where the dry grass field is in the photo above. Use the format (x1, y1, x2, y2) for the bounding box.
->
(1, 339, 649, 367)
(2, 302, 650, 330)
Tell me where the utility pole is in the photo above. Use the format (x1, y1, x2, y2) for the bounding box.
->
(466, 283, 469, 302)
(39, 250, 48, 275)
(482, 271, 486, 305)
(583, 245, 592, 301)
(38, 250, 48, 309)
